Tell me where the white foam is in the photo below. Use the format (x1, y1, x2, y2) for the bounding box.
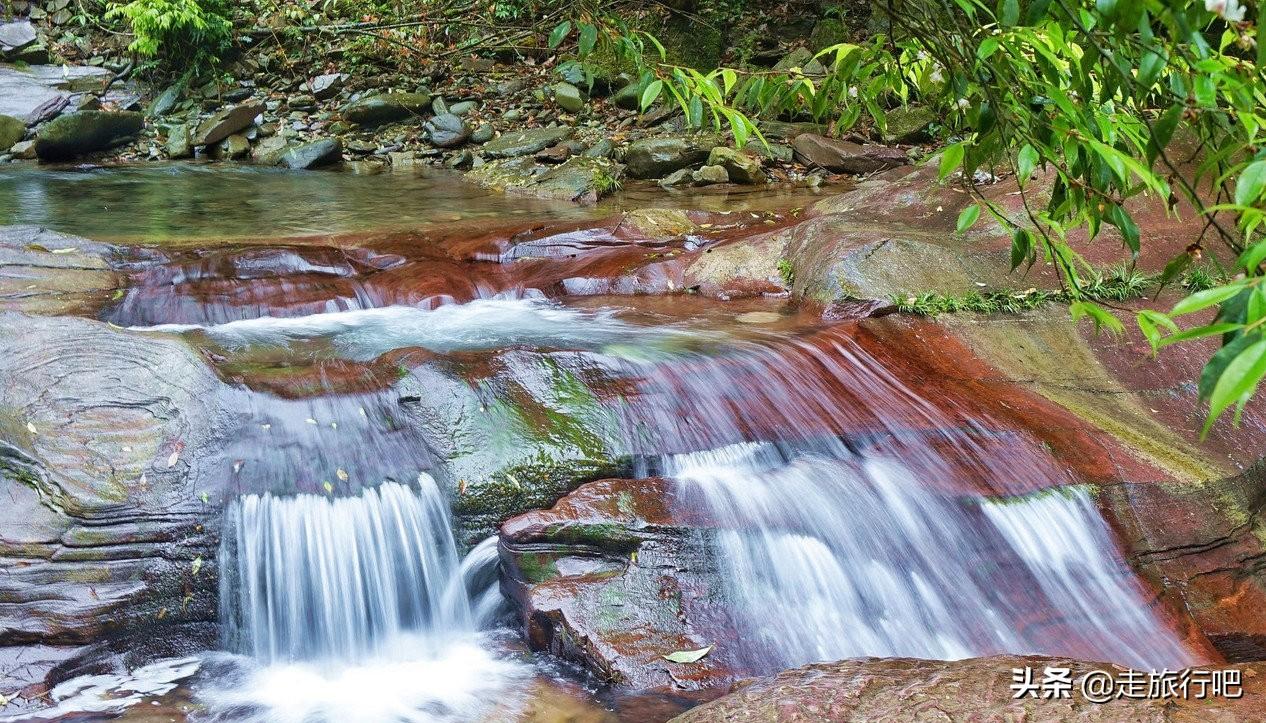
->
(132, 298, 668, 360)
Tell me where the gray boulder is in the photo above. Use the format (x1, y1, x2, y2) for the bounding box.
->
(164, 125, 191, 159)
(193, 102, 263, 146)
(250, 135, 289, 165)
(624, 134, 719, 179)
(280, 138, 342, 169)
(551, 82, 587, 113)
(692, 164, 729, 185)
(883, 105, 938, 144)
(33, 111, 143, 160)
(425, 113, 470, 148)
(708, 146, 765, 184)
(146, 84, 182, 118)
(306, 73, 345, 100)
(482, 126, 575, 158)
(0, 21, 37, 56)
(342, 92, 431, 126)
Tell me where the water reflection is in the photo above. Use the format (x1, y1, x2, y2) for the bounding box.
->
(0, 163, 833, 243)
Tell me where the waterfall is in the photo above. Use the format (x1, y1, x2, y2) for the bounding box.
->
(666, 441, 1195, 672)
(218, 474, 473, 663)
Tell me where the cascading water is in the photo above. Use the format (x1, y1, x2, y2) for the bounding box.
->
(666, 442, 1195, 671)
(204, 475, 529, 723)
(218, 475, 472, 662)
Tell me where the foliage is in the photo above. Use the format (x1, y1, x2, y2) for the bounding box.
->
(893, 266, 1157, 315)
(106, 0, 232, 73)
(882, 0, 1264, 433)
(549, 16, 917, 148)
(546, 0, 1263, 430)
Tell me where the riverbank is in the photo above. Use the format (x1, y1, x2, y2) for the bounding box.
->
(0, 0, 939, 202)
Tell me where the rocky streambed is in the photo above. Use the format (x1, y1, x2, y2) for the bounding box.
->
(2, 160, 1265, 722)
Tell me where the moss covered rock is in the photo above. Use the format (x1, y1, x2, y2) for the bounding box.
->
(0, 113, 24, 152)
(342, 92, 432, 126)
(33, 111, 143, 160)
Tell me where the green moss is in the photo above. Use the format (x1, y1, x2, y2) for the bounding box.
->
(516, 552, 561, 584)
(451, 455, 632, 523)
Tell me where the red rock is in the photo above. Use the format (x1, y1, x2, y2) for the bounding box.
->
(672, 655, 1266, 722)
(791, 134, 909, 174)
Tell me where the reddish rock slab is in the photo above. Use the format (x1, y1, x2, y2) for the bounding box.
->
(500, 477, 742, 691)
(671, 655, 1266, 722)
(791, 134, 909, 175)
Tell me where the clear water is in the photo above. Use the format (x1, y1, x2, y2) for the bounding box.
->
(0, 163, 831, 243)
(4, 166, 1204, 721)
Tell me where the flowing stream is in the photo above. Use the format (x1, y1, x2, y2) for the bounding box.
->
(1, 166, 1204, 722)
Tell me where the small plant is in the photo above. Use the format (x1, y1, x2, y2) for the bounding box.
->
(776, 259, 795, 287)
(1181, 267, 1223, 293)
(106, 0, 232, 74)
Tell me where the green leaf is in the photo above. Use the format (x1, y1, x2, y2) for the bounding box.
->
(1010, 227, 1033, 270)
(640, 79, 663, 112)
(578, 23, 598, 55)
(1107, 205, 1140, 255)
(1158, 322, 1246, 348)
(1157, 251, 1193, 289)
(1203, 338, 1266, 436)
(1147, 105, 1182, 163)
(548, 21, 571, 50)
(1137, 49, 1166, 89)
(999, 0, 1020, 25)
(1236, 161, 1266, 207)
(956, 204, 981, 233)
(1070, 301, 1125, 334)
(1239, 240, 1266, 273)
(1171, 284, 1246, 315)
(938, 142, 965, 180)
(1194, 75, 1216, 108)
(663, 645, 713, 663)
(1017, 144, 1038, 184)
(977, 38, 1000, 60)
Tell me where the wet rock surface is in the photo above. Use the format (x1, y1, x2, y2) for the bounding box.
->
(671, 655, 1266, 722)
(0, 313, 227, 675)
(500, 477, 738, 691)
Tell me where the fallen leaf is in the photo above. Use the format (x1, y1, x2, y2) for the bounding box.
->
(323, 481, 334, 494)
(166, 451, 179, 468)
(662, 645, 712, 664)
(50, 247, 76, 254)
(336, 468, 349, 481)
(200, 491, 209, 504)
(26, 422, 36, 435)
(191, 556, 203, 577)
(156, 607, 167, 620)
(458, 478, 468, 495)
(0, 692, 8, 707)
(305, 418, 318, 425)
